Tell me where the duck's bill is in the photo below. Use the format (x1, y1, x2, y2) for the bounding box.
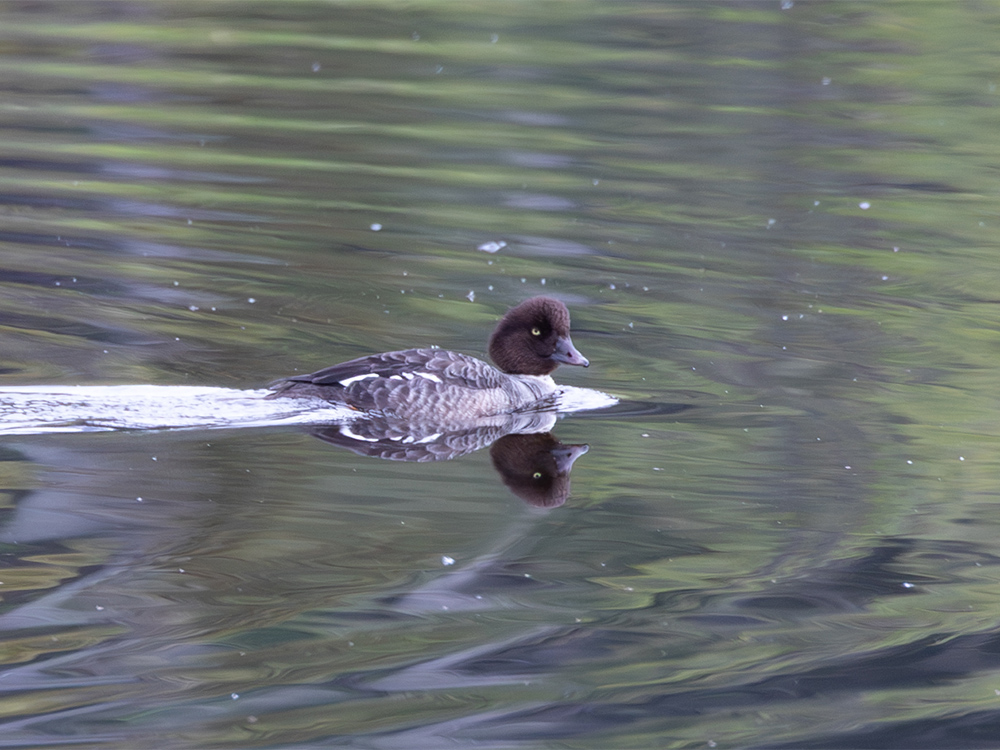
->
(551, 336, 589, 367)
(551, 443, 590, 473)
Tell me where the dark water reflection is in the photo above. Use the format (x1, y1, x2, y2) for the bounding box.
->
(3, 0, 1000, 747)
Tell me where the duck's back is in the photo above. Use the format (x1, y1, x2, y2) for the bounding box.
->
(268, 348, 554, 421)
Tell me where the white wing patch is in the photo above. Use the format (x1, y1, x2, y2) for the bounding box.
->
(339, 424, 378, 442)
(415, 372, 443, 383)
(338, 373, 379, 387)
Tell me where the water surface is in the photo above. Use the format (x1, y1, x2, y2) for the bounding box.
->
(2, 1, 1000, 748)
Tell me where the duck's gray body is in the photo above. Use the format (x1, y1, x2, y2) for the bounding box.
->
(268, 348, 556, 422)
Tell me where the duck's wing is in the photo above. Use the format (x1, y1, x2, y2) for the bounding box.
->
(267, 349, 510, 411)
(275, 349, 503, 390)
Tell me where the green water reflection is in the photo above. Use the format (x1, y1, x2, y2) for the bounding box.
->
(2, 0, 1000, 747)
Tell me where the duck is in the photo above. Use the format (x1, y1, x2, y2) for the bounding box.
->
(266, 296, 589, 422)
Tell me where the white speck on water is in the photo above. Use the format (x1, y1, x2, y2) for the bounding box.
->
(907, 460, 913, 465)
(96, 605, 104, 611)
(477, 240, 506, 253)
(781, 0, 794, 9)
(490, 33, 499, 43)
(540, 278, 546, 285)
(781, 315, 789, 321)
(859, 201, 871, 210)
(902, 582, 915, 589)
(767, 218, 776, 228)
(442, 556, 455, 566)
(893, 246, 900, 252)
(822, 77, 831, 85)
(231, 693, 239, 700)
(845, 465, 852, 470)
(370, 223, 382, 231)
(188, 305, 199, 312)
(311, 62, 321, 72)
(466, 290, 475, 302)
(960, 456, 965, 461)
(521, 277, 526, 283)
(609, 283, 616, 290)
(178, 568, 185, 573)
(136, 497, 143, 502)
(247, 298, 255, 304)
(173, 281, 179, 286)
(881, 275, 889, 281)
(814, 200, 820, 206)
(488, 285, 493, 291)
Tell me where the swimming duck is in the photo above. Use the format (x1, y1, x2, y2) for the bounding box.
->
(267, 296, 589, 422)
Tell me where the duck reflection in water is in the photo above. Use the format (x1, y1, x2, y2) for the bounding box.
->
(309, 410, 589, 508)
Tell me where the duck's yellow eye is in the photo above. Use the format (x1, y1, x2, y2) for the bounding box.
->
(533, 471, 543, 480)
(531, 327, 541, 336)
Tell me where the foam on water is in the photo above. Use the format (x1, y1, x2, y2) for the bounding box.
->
(0, 385, 617, 435)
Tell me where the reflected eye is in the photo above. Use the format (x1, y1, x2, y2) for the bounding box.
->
(533, 472, 543, 479)
(531, 327, 541, 336)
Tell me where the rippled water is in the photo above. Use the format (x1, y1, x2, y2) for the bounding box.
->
(2, 1, 1000, 748)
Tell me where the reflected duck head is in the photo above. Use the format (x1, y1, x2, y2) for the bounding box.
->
(490, 432, 589, 508)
